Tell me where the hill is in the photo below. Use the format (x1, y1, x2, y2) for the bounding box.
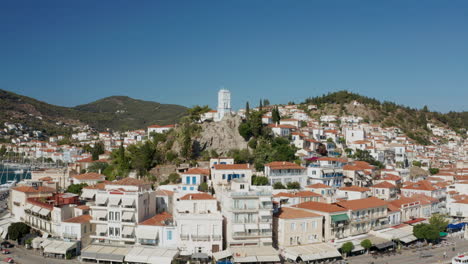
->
(303, 91, 467, 144)
(0, 89, 187, 135)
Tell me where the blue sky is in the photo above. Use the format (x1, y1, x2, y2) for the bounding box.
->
(1, 0, 467, 112)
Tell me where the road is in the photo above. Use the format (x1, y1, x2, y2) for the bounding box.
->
(1, 245, 80, 264)
(346, 237, 468, 264)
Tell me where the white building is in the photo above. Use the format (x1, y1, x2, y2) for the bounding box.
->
(90, 178, 157, 245)
(264, 161, 308, 187)
(215, 89, 231, 122)
(210, 164, 252, 186)
(174, 193, 223, 256)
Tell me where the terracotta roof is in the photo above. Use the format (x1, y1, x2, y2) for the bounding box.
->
(371, 181, 396, 189)
(409, 194, 439, 205)
(83, 181, 111, 190)
(382, 174, 401, 181)
(294, 201, 347, 213)
(276, 207, 321, 219)
(76, 205, 90, 210)
(339, 186, 370, 192)
(401, 180, 437, 191)
(39, 176, 53, 181)
(213, 164, 251, 170)
(179, 193, 215, 200)
(389, 197, 420, 208)
(274, 191, 321, 198)
(63, 214, 92, 223)
(155, 189, 175, 196)
(12, 186, 55, 193)
(182, 168, 210, 175)
(107, 177, 150, 186)
(265, 161, 305, 170)
(139, 212, 173, 226)
(306, 183, 331, 189)
(336, 197, 388, 211)
(72, 172, 105, 180)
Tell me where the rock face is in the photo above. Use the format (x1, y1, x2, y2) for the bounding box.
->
(195, 115, 248, 155)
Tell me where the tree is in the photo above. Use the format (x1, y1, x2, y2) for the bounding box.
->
(341, 242, 354, 258)
(66, 183, 88, 195)
(429, 168, 439, 175)
(272, 107, 281, 124)
(429, 214, 449, 233)
(286, 181, 301, 189)
(168, 173, 181, 184)
(259, 99, 263, 110)
(87, 162, 109, 173)
(316, 143, 328, 156)
(0, 145, 6, 157)
(263, 99, 270, 106)
(245, 102, 250, 119)
(273, 182, 286, 189)
(360, 239, 372, 253)
(412, 161, 422, 167)
(188, 105, 210, 122)
(8, 222, 31, 241)
(198, 182, 209, 192)
(413, 223, 440, 242)
(238, 122, 253, 141)
(252, 176, 269, 186)
(91, 141, 105, 161)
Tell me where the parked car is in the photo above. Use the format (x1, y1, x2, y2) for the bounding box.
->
(3, 257, 14, 263)
(1, 250, 10, 255)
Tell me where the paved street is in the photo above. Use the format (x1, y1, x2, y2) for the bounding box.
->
(1, 245, 80, 264)
(346, 237, 468, 264)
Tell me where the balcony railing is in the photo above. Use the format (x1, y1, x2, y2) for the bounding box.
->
(192, 235, 210, 241)
(212, 235, 222, 241)
(180, 234, 190, 241)
(233, 231, 272, 238)
(63, 233, 78, 240)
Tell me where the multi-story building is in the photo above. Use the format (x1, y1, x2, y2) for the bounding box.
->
(135, 211, 178, 248)
(370, 181, 398, 200)
(219, 179, 274, 248)
(264, 161, 308, 186)
(273, 207, 323, 247)
(389, 197, 422, 222)
(307, 157, 346, 187)
(180, 168, 210, 192)
(210, 164, 252, 186)
(294, 201, 350, 241)
(336, 197, 389, 236)
(10, 185, 55, 222)
(90, 178, 156, 245)
(401, 180, 446, 201)
(173, 193, 223, 256)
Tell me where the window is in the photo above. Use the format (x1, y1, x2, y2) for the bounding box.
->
(182, 187, 187, 191)
(222, 174, 226, 180)
(301, 222, 306, 231)
(167, 230, 173, 240)
(109, 211, 114, 220)
(192, 176, 197, 184)
(109, 227, 114, 236)
(241, 174, 245, 178)
(291, 223, 296, 231)
(115, 228, 120, 236)
(186, 176, 191, 184)
(190, 187, 194, 191)
(115, 212, 120, 221)
(84, 225, 87, 233)
(240, 184, 245, 189)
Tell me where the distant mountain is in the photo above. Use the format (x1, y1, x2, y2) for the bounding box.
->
(303, 91, 467, 144)
(0, 89, 187, 135)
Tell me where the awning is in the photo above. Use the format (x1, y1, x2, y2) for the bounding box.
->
(375, 241, 394, 250)
(93, 210, 107, 219)
(95, 196, 108, 205)
(122, 226, 134, 236)
(192, 252, 209, 259)
(125, 246, 178, 264)
(284, 243, 341, 262)
(233, 224, 245, 232)
(231, 246, 279, 263)
(81, 189, 95, 199)
(245, 224, 258, 230)
(136, 227, 158, 240)
(24, 203, 33, 210)
(42, 232, 49, 238)
(257, 255, 281, 262)
(122, 211, 133, 221)
(109, 196, 121, 206)
(331, 214, 349, 222)
(400, 235, 417, 243)
(259, 210, 271, 216)
(122, 197, 135, 207)
(32, 205, 42, 213)
(38, 208, 51, 216)
(32, 237, 44, 249)
(440, 232, 448, 237)
(40, 239, 53, 248)
(43, 240, 77, 255)
(96, 224, 107, 234)
(213, 249, 232, 260)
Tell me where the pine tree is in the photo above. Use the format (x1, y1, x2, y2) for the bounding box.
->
(259, 99, 263, 111)
(246, 102, 250, 119)
(272, 106, 281, 124)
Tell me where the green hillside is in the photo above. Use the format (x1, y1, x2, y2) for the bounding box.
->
(0, 89, 187, 135)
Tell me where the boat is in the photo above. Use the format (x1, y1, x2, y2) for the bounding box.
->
(452, 253, 468, 264)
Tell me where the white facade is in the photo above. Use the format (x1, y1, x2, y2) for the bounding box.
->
(216, 89, 231, 121)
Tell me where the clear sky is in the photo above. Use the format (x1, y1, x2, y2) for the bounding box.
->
(1, 0, 467, 112)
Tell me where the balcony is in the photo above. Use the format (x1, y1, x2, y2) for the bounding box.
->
(180, 234, 190, 241)
(232, 231, 272, 239)
(62, 233, 78, 240)
(231, 206, 258, 212)
(212, 235, 222, 241)
(192, 235, 210, 241)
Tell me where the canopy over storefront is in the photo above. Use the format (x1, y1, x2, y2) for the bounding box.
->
(284, 243, 342, 262)
(331, 214, 349, 222)
(125, 246, 178, 264)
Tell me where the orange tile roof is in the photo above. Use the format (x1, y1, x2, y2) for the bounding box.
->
(336, 197, 388, 211)
(371, 181, 396, 189)
(274, 191, 321, 198)
(107, 177, 150, 186)
(265, 161, 305, 170)
(12, 186, 55, 193)
(339, 186, 370, 192)
(63, 214, 92, 223)
(179, 193, 215, 200)
(213, 164, 251, 170)
(276, 207, 322, 219)
(83, 181, 111, 190)
(155, 189, 175, 196)
(39, 176, 53, 181)
(306, 183, 331, 189)
(294, 201, 347, 213)
(389, 197, 420, 208)
(139, 212, 173, 226)
(76, 205, 90, 210)
(382, 174, 401, 181)
(401, 180, 438, 191)
(72, 172, 106, 180)
(182, 168, 210, 175)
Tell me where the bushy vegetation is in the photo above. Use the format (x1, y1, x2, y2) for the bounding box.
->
(66, 183, 88, 194)
(8, 222, 31, 241)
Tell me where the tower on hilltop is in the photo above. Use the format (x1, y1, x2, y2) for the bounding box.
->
(216, 88, 231, 121)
